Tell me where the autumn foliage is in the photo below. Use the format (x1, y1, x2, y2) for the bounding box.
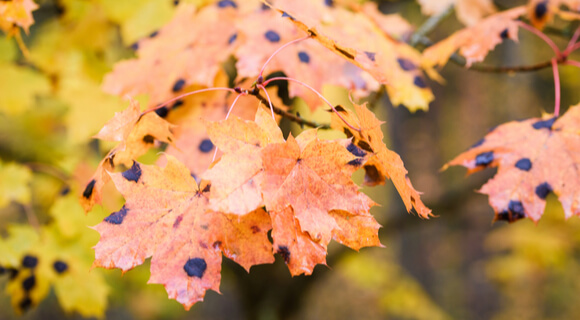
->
(2, 0, 580, 316)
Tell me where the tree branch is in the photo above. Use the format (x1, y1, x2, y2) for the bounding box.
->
(410, 4, 455, 47)
(249, 90, 330, 129)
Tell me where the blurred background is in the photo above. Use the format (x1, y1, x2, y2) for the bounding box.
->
(1, 0, 580, 319)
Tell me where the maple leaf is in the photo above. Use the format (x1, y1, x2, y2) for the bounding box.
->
(80, 100, 176, 212)
(258, 129, 376, 274)
(444, 104, 580, 222)
(201, 107, 285, 215)
(0, 0, 38, 35)
(0, 62, 51, 115)
(422, 6, 527, 68)
(418, 0, 497, 26)
(331, 103, 432, 218)
(92, 156, 274, 309)
(0, 160, 32, 209)
(102, 3, 238, 106)
(266, 0, 436, 111)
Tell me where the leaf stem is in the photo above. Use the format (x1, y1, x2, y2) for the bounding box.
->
(552, 57, 561, 117)
(563, 26, 580, 56)
(263, 77, 360, 132)
(144, 87, 237, 114)
(517, 21, 562, 58)
(564, 59, 580, 68)
(257, 84, 276, 120)
(259, 36, 311, 79)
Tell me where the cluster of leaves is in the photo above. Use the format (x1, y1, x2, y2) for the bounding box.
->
(2, 0, 580, 316)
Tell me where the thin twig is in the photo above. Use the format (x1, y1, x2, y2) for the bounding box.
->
(564, 59, 580, 68)
(249, 91, 330, 129)
(23, 204, 40, 232)
(410, 4, 454, 46)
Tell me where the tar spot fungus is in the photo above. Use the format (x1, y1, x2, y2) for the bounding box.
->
(535, 182, 552, 199)
(347, 143, 367, 157)
(365, 51, 376, 62)
(298, 51, 310, 63)
(532, 117, 556, 130)
(149, 30, 158, 38)
(282, 12, 295, 20)
(22, 275, 36, 292)
(19, 296, 32, 311)
(397, 58, 416, 71)
(475, 151, 494, 167)
(500, 29, 509, 39)
(228, 33, 237, 44)
(534, 1, 548, 19)
(142, 134, 155, 144)
(105, 205, 129, 225)
(413, 76, 427, 88)
(122, 162, 142, 182)
(265, 30, 281, 43)
(514, 158, 532, 171)
(508, 200, 525, 219)
(325, 0, 334, 6)
(155, 106, 169, 118)
(199, 139, 214, 153)
(277, 246, 291, 264)
(217, 0, 237, 8)
(348, 158, 364, 166)
(363, 165, 381, 184)
(82, 179, 96, 199)
(130, 42, 139, 51)
(172, 78, 186, 92)
(53, 261, 68, 274)
(22, 255, 38, 269)
(356, 140, 373, 152)
(184, 258, 207, 278)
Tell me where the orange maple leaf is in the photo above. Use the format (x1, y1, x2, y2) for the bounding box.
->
(81, 100, 176, 211)
(0, 0, 38, 35)
(418, 0, 497, 26)
(331, 103, 432, 218)
(93, 156, 274, 309)
(422, 6, 526, 68)
(527, 0, 580, 29)
(258, 129, 376, 274)
(444, 104, 580, 222)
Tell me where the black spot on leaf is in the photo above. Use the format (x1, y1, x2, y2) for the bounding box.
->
(53, 261, 68, 274)
(508, 200, 526, 220)
(19, 296, 32, 311)
(265, 30, 281, 42)
(83, 179, 96, 199)
(202, 183, 211, 193)
(532, 117, 556, 130)
(334, 105, 347, 113)
(535, 182, 552, 199)
(413, 76, 427, 88)
(475, 151, 494, 167)
(105, 205, 128, 224)
(172, 100, 184, 109)
(184, 258, 207, 278)
(514, 158, 532, 171)
(500, 29, 509, 39)
(199, 139, 214, 153)
(8, 268, 19, 279)
(22, 255, 38, 269)
(60, 186, 70, 196)
(155, 106, 169, 118)
(343, 128, 353, 138)
(348, 158, 364, 166)
(496, 210, 510, 221)
(149, 30, 158, 38)
(365, 51, 376, 61)
(172, 78, 186, 92)
(142, 134, 155, 144)
(173, 0, 180, 5)
(356, 140, 373, 153)
(397, 58, 416, 71)
(534, 1, 548, 19)
(22, 275, 36, 291)
(228, 33, 237, 44)
(217, 0, 237, 8)
(130, 42, 139, 51)
(324, 0, 334, 6)
(347, 143, 367, 157)
(277, 246, 290, 264)
(298, 51, 310, 63)
(122, 162, 142, 182)
(281, 12, 295, 20)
